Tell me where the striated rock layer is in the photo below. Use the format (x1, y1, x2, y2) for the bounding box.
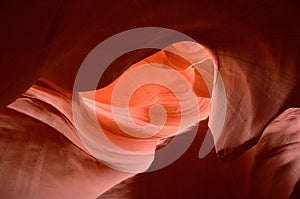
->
(0, 1, 299, 198)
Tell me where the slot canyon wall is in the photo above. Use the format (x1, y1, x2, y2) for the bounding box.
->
(0, 1, 299, 199)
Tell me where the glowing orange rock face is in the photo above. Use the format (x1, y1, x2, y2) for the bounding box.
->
(80, 48, 211, 154)
(68, 41, 215, 173)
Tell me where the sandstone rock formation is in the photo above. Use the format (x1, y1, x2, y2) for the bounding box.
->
(0, 1, 299, 198)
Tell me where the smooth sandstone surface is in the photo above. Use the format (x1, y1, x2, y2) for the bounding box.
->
(0, 1, 299, 198)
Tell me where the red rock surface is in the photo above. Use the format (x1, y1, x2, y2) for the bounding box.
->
(0, 1, 299, 198)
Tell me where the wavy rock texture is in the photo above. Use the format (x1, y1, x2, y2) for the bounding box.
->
(0, 1, 299, 198)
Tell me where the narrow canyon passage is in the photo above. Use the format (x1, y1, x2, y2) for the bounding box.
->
(0, 1, 299, 198)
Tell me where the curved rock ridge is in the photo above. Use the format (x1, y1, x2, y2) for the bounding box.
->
(8, 42, 212, 174)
